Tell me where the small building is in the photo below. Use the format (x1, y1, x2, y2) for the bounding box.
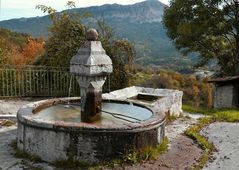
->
(208, 76, 239, 109)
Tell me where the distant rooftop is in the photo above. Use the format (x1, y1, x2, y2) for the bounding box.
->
(208, 75, 239, 85)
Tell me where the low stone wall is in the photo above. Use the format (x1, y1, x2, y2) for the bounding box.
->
(103, 86, 183, 117)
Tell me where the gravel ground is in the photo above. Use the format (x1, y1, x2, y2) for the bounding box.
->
(0, 99, 30, 115)
(201, 122, 239, 170)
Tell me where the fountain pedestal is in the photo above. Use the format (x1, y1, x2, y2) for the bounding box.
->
(70, 29, 112, 122)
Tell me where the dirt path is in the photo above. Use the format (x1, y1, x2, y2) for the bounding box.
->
(201, 122, 239, 170)
(120, 117, 202, 170)
(121, 135, 202, 170)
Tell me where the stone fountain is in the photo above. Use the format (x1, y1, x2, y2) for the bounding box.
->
(16, 29, 182, 164)
(70, 28, 112, 123)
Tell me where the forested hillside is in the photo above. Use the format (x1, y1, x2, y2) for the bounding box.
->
(0, 0, 197, 71)
(0, 29, 44, 66)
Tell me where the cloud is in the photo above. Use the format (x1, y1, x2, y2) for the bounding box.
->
(2, 0, 67, 10)
(0, 0, 169, 21)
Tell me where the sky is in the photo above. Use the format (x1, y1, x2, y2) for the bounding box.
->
(0, 0, 169, 21)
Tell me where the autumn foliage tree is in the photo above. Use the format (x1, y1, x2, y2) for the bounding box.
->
(11, 37, 44, 65)
(139, 70, 213, 108)
(0, 28, 44, 66)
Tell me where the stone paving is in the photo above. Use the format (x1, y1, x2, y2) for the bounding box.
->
(202, 122, 239, 170)
(0, 99, 30, 115)
(0, 126, 19, 170)
(0, 125, 55, 170)
(0, 99, 54, 170)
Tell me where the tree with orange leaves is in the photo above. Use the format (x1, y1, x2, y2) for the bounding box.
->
(0, 28, 44, 66)
(10, 37, 44, 66)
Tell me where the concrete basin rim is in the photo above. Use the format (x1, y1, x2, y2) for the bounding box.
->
(17, 98, 166, 132)
(17, 116, 166, 133)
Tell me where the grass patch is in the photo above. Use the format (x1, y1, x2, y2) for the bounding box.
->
(182, 105, 214, 115)
(183, 104, 239, 122)
(167, 115, 178, 123)
(185, 117, 216, 170)
(123, 137, 169, 164)
(213, 109, 239, 122)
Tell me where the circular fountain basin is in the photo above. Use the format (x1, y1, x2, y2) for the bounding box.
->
(17, 98, 166, 164)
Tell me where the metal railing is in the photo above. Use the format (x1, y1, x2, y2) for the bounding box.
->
(0, 65, 80, 97)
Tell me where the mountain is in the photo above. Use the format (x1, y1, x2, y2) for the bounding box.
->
(0, 0, 195, 70)
(78, 0, 165, 23)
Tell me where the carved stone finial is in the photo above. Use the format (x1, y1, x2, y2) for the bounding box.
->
(86, 28, 99, 41)
(70, 29, 112, 123)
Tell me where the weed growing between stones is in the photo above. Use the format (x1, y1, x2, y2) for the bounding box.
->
(185, 117, 216, 170)
(167, 115, 178, 123)
(184, 105, 239, 169)
(166, 113, 189, 124)
(122, 137, 169, 164)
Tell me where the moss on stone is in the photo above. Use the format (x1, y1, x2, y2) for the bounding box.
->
(51, 137, 169, 169)
(10, 140, 42, 163)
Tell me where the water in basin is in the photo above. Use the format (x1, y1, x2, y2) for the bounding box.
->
(33, 102, 153, 124)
